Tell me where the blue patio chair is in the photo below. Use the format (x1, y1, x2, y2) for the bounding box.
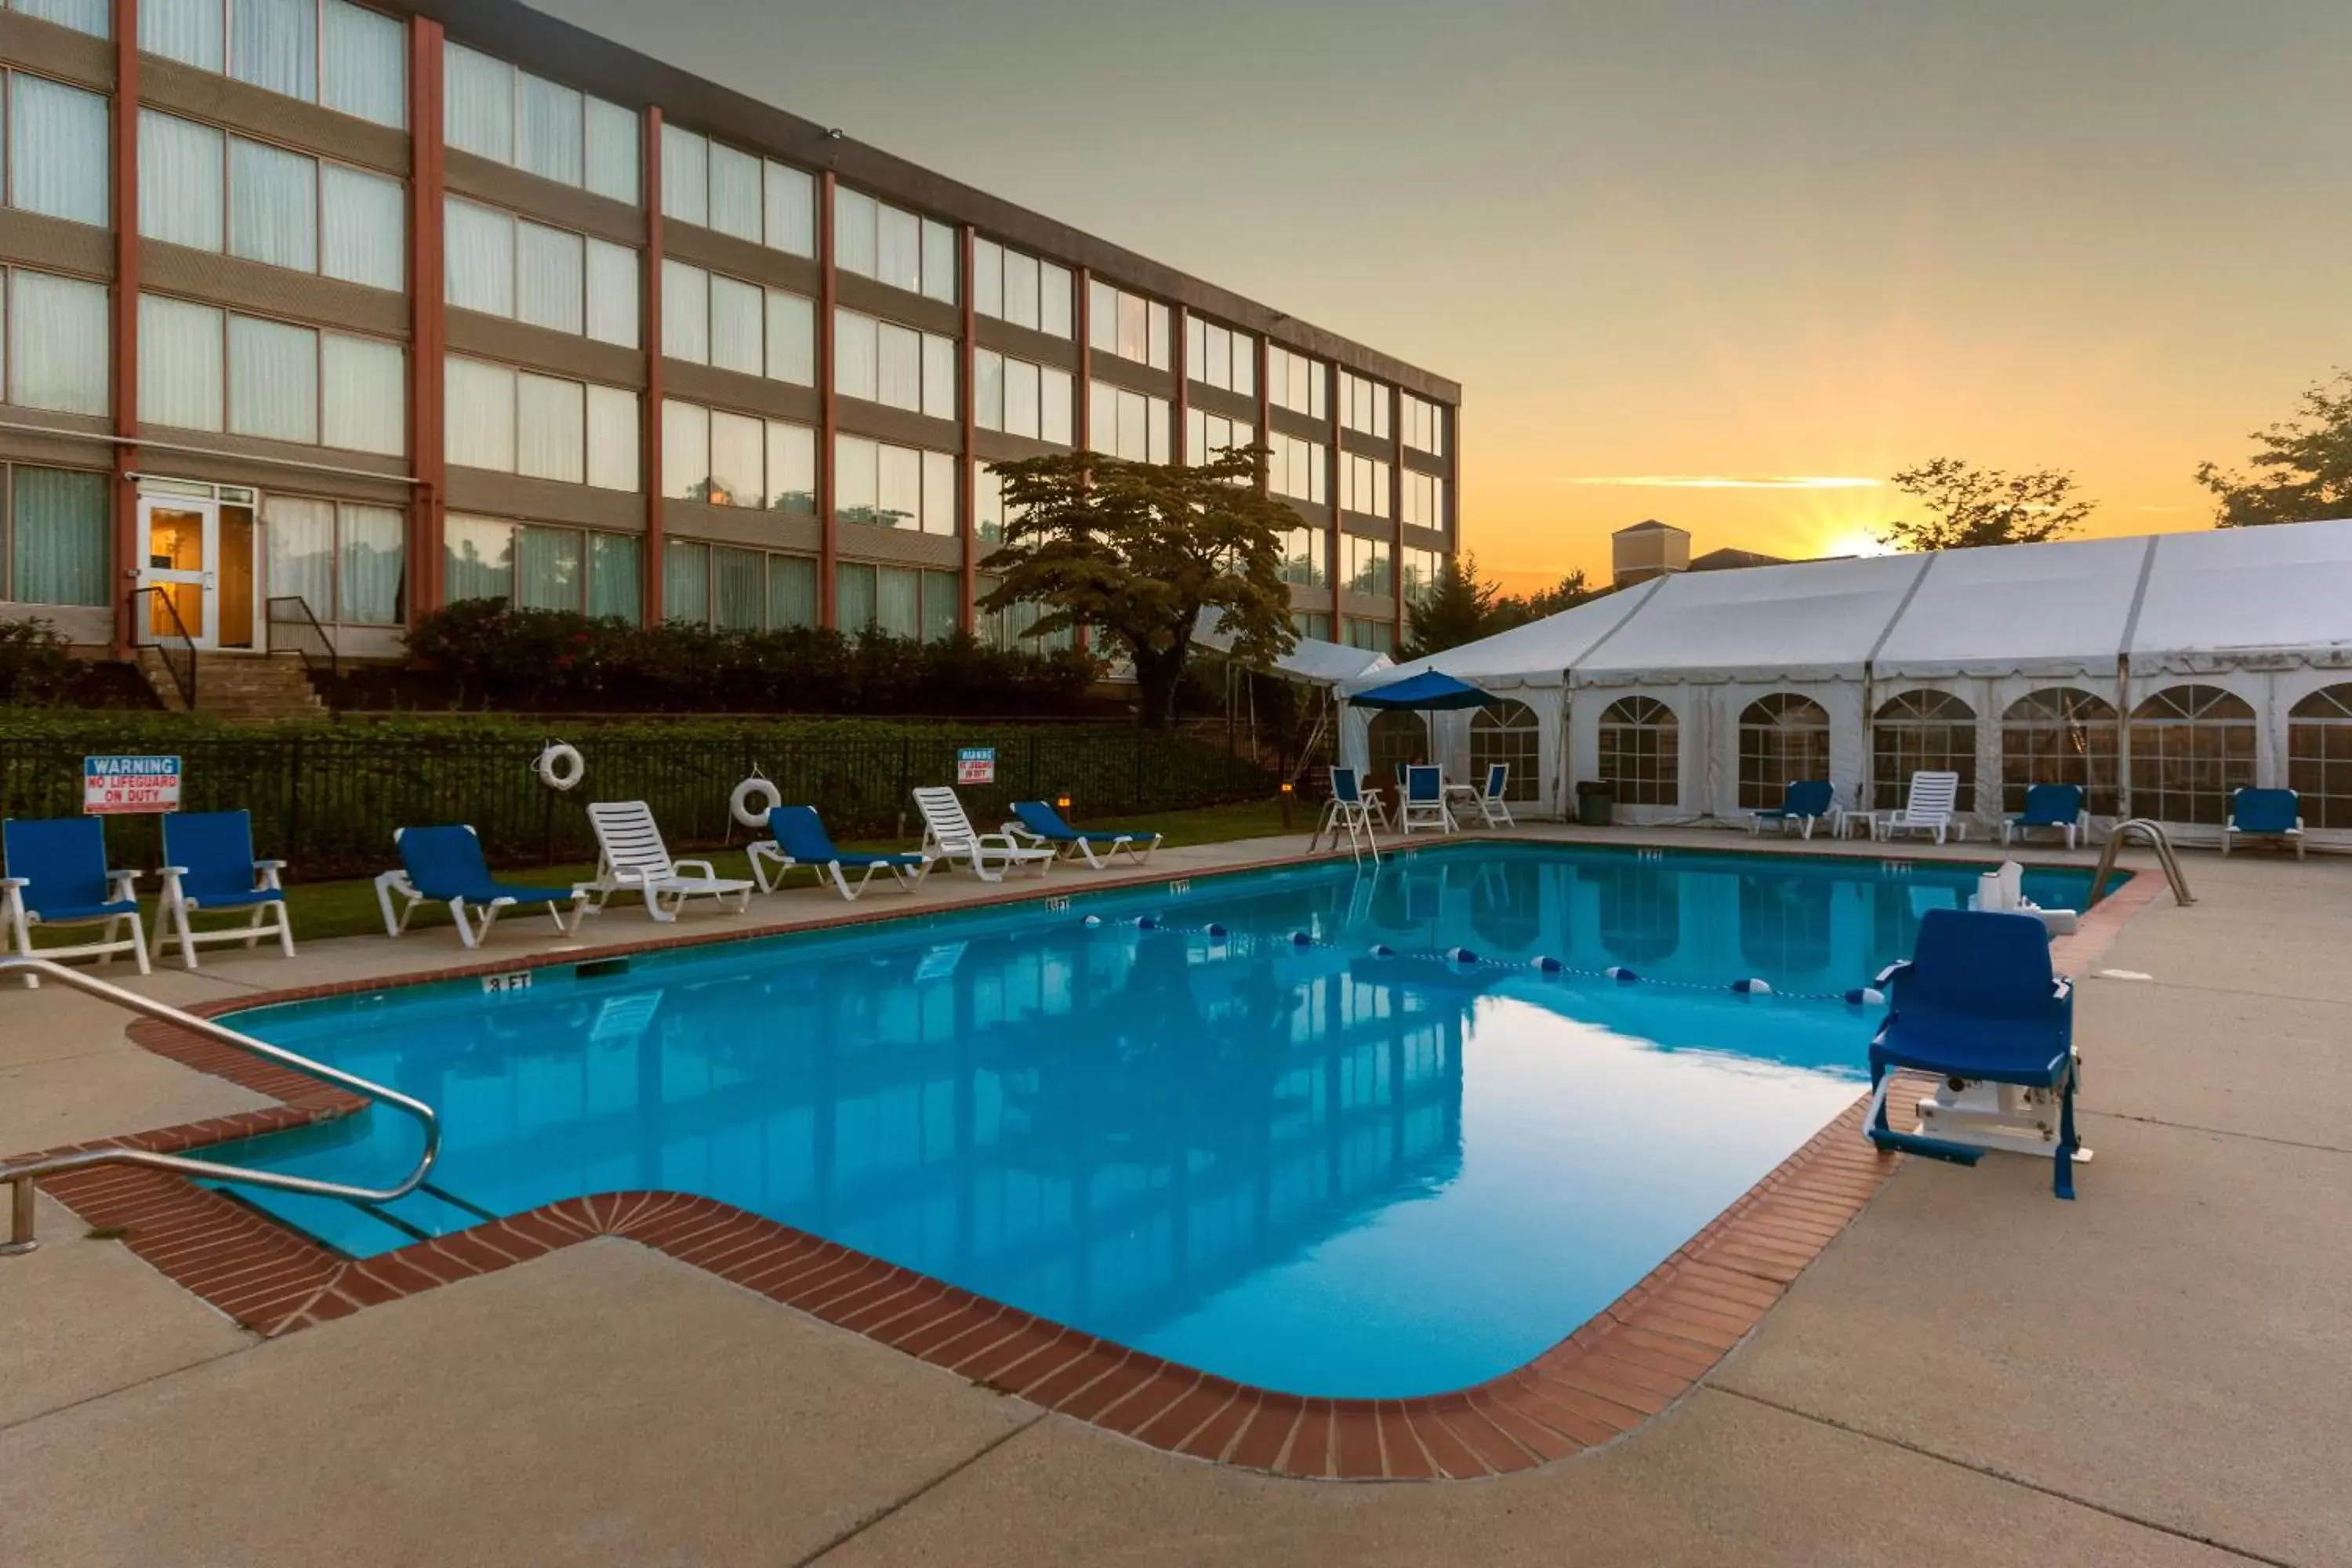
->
(2003, 783, 2088, 851)
(374, 825, 590, 948)
(1321, 766, 1383, 851)
(2224, 789, 2303, 859)
(750, 805, 931, 901)
(2, 817, 148, 981)
(1399, 764, 1453, 835)
(1751, 779, 1835, 840)
(1864, 908, 2082, 1200)
(152, 810, 294, 969)
(1004, 800, 1162, 869)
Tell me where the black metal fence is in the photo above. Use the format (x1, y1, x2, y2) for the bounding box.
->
(0, 725, 1280, 880)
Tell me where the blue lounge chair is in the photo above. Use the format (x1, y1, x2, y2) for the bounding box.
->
(1864, 908, 2082, 1200)
(374, 825, 590, 948)
(152, 809, 294, 969)
(2002, 783, 2088, 851)
(2, 817, 148, 981)
(2224, 788, 2303, 859)
(1004, 800, 1162, 869)
(750, 805, 931, 900)
(1751, 779, 1835, 840)
(1399, 764, 1453, 835)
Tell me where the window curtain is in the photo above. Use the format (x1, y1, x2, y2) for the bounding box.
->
(17, 0, 111, 39)
(1004, 358, 1040, 438)
(229, 0, 316, 103)
(921, 572, 960, 643)
(661, 260, 709, 364)
(444, 198, 515, 318)
(662, 539, 709, 625)
(834, 562, 877, 631)
(445, 358, 517, 471)
(833, 310, 877, 401)
(140, 0, 223, 71)
(228, 136, 317, 271)
(137, 111, 223, 250)
(516, 73, 583, 187)
(920, 220, 956, 304)
(517, 222, 584, 334)
(227, 315, 318, 443)
(583, 97, 638, 205)
(587, 533, 641, 622)
(708, 411, 764, 508)
(875, 322, 920, 411)
(767, 423, 815, 514)
(11, 270, 108, 416)
(584, 239, 638, 347)
(321, 0, 405, 128)
(712, 546, 764, 630)
(320, 165, 404, 290)
(661, 399, 709, 501)
(514, 526, 583, 612)
(262, 495, 336, 621)
(1004, 251, 1040, 332)
(877, 444, 920, 531)
(708, 275, 763, 376)
(10, 74, 109, 227)
(338, 504, 405, 624)
(707, 143, 760, 241)
(516, 373, 586, 485)
(921, 334, 956, 421)
(443, 516, 514, 604)
(833, 187, 876, 278)
(441, 44, 513, 163)
(876, 205, 920, 293)
(768, 556, 817, 629)
(833, 434, 877, 523)
(137, 294, 225, 431)
(920, 452, 955, 536)
(765, 291, 813, 386)
(9, 466, 107, 607)
(764, 162, 813, 256)
(585, 386, 639, 493)
(321, 333, 404, 456)
(876, 566, 920, 639)
(975, 350, 1004, 432)
(659, 125, 707, 227)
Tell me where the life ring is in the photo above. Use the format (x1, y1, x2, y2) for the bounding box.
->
(729, 775, 782, 828)
(535, 742, 585, 792)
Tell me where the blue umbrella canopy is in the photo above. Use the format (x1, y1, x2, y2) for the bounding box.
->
(1348, 670, 1494, 710)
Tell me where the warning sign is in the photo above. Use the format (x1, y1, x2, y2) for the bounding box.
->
(83, 755, 182, 815)
(956, 747, 996, 785)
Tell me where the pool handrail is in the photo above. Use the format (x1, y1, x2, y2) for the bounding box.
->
(0, 956, 441, 1256)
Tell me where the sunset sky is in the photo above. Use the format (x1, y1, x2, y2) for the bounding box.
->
(540, 0, 2352, 594)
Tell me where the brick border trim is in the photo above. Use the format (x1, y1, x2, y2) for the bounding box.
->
(18, 851, 2160, 1482)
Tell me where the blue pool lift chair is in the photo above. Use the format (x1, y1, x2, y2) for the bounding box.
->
(151, 809, 294, 969)
(2223, 788, 2303, 858)
(1004, 800, 1162, 869)
(1751, 779, 1836, 840)
(1863, 908, 2085, 1200)
(2002, 783, 2089, 851)
(752, 805, 931, 900)
(375, 824, 592, 948)
(2, 817, 148, 983)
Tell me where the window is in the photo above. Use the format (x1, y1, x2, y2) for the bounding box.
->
(2288, 685, 2352, 830)
(1871, 689, 1977, 811)
(445, 356, 633, 486)
(1403, 392, 1446, 456)
(1403, 470, 1445, 530)
(5, 464, 108, 608)
(138, 1, 403, 126)
(833, 432, 954, 534)
(1087, 279, 1170, 369)
(261, 495, 403, 624)
(660, 398, 815, 513)
(1738, 693, 1832, 810)
(975, 571, 1072, 652)
(659, 541, 818, 631)
(8, 1, 109, 38)
(1599, 695, 1679, 807)
(1266, 345, 1328, 418)
(833, 185, 954, 303)
(1184, 316, 1255, 395)
(1343, 616, 1394, 654)
(1291, 610, 1331, 642)
(2001, 688, 2120, 816)
(1400, 546, 1443, 604)
(1471, 701, 1541, 803)
(833, 308, 955, 419)
(139, 295, 403, 455)
(1269, 432, 1326, 503)
(445, 515, 641, 619)
(1342, 534, 1391, 597)
(2129, 684, 2255, 826)
(442, 42, 635, 201)
(658, 259, 811, 383)
(974, 350, 1073, 444)
(1185, 408, 1255, 465)
(1086, 383, 1170, 463)
(4, 268, 108, 416)
(6, 71, 109, 227)
(1278, 526, 1327, 588)
(657, 124, 815, 256)
(446, 197, 636, 346)
(1340, 372, 1391, 438)
(971, 238, 1072, 337)
(1340, 453, 1390, 516)
(140, 114, 406, 291)
(834, 561, 961, 641)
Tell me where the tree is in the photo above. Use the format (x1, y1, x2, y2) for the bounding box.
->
(981, 445, 1297, 729)
(1878, 458, 2097, 551)
(2194, 371, 2352, 528)
(1502, 567, 1599, 624)
(1399, 554, 1498, 658)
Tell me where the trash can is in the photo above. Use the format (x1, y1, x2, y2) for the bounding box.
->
(1575, 779, 1614, 827)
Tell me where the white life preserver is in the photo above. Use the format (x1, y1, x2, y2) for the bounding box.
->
(535, 742, 586, 792)
(730, 775, 782, 828)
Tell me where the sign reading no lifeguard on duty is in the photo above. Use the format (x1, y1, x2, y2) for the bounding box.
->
(83, 755, 182, 815)
(956, 747, 996, 785)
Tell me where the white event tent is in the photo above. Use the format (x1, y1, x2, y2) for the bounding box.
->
(1338, 517, 2352, 844)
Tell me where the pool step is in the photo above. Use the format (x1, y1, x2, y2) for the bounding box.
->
(352, 1184, 499, 1244)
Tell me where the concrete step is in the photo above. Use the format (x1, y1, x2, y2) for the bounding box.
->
(133, 649, 326, 721)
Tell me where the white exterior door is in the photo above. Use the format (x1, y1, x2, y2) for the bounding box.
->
(136, 495, 220, 648)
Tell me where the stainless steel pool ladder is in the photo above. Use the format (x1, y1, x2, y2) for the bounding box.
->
(0, 956, 441, 1257)
(2089, 818, 2194, 908)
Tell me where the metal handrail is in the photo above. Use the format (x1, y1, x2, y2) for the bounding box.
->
(265, 593, 339, 681)
(0, 957, 441, 1255)
(2089, 818, 2194, 907)
(134, 585, 200, 709)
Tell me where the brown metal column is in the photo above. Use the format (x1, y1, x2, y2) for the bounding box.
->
(107, 0, 139, 658)
(1327, 361, 1342, 646)
(405, 13, 446, 624)
(957, 222, 977, 632)
(817, 170, 837, 628)
(641, 106, 665, 625)
(1390, 384, 1406, 635)
(1253, 336, 1270, 492)
(1069, 266, 1090, 655)
(1169, 306, 1188, 466)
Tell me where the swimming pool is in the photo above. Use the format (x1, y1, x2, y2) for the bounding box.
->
(204, 844, 2096, 1399)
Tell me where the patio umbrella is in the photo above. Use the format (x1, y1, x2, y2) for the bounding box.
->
(1346, 670, 1495, 710)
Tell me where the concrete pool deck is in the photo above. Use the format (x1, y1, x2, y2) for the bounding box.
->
(1, 826, 2344, 1565)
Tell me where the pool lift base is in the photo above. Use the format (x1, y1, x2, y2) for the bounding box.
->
(1913, 1080, 2093, 1163)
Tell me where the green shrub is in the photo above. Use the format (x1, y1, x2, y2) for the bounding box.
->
(0, 619, 76, 708)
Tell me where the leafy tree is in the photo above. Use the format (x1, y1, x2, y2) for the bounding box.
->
(1501, 568, 1599, 624)
(1400, 554, 1498, 658)
(981, 445, 1297, 729)
(1878, 458, 2096, 550)
(2195, 371, 2352, 528)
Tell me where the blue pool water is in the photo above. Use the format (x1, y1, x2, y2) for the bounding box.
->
(206, 844, 2095, 1398)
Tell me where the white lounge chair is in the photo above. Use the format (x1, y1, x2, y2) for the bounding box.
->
(913, 787, 1055, 882)
(585, 800, 754, 921)
(1875, 771, 1965, 844)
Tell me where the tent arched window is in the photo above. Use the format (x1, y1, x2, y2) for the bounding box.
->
(1469, 700, 1541, 802)
(1366, 709, 1427, 793)
(1872, 689, 1976, 811)
(1597, 696, 1678, 807)
(2002, 688, 2120, 816)
(1737, 693, 1831, 810)
(2129, 684, 2255, 825)
(2287, 684, 2352, 829)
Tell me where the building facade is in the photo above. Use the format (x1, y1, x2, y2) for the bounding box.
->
(0, 0, 1458, 666)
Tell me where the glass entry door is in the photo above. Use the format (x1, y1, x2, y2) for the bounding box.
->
(138, 496, 219, 648)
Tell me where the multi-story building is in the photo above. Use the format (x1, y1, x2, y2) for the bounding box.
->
(0, 0, 1458, 673)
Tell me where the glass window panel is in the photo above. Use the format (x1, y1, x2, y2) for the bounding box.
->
(833, 187, 876, 278)
(921, 450, 955, 536)
(662, 539, 708, 624)
(877, 443, 920, 530)
(708, 274, 763, 376)
(767, 421, 815, 514)
(921, 333, 955, 421)
(763, 161, 814, 254)
(1186, 316, 1205, 382)
(921, 218, 956, 303)
(661, 260, 709, 365)
(583, 96, 639, 204)
(516, 72, 583, 186)
(833, 433, 877, 523)
(443, 515, 514, 603)
(444, 198, 515, 317)
(515, 372, 585, 484)
(11, 270, 108, 416)
(921, 570, 959, 642)
(877, 203, 920, 292)
(833, 308, 876, 401)
(14, 0, 107, 37)
(876, 565, 920, 638)
(1116, 389, 1145, 461)
(137, 294, 223, 430)
(710, 546, 764, 630)
(875, 321, 920, 411)
(1087, 380, 1113, 456)
(768, 554, 817, 628)
(1004, 358, 1039, 440)
(996, 250, 1038, 332)
(320, 332, 403, 456)
(227, 137, 318, 271)
(1040, 368, 1072, 445)
(321, 1, 405, 128)
(445, 357, 516, 471)
(517, 222, 585, 334)
(584, 238, 637, 347)
(320, 164, 403, 289)
(138, 111, 223, 251)
(1039, 261, 1072, 338)
(339, 503, 405, 623)
(973, 241, 1004, 319)
(227, 314, 318, 442)
(1087, 280, 1115, 352)
(587, 532, 640, 621)
(1116, 292, 1148, 362)
(764, 290, 812, 385)
(585, 383, 639, 492)
(974, 470, 1004, 543)
(1147, 303, 1171, 370)
(1146, 397, 1169, 464)
(835, 561, 876, 630)
(659, 124, 708, 227)
(230, 0, 315, 102)
(661, 398, 709, 500)
(708, 409, 764, 508)
(141, 0, 224, 72)
(514, 525, 582, 612)
(10, 74, 109, 226)
(707, 141, 761, 241)
(442, 44, 513, 162)
(9, 465, 106, 605)
(974, 350, 1004, 432)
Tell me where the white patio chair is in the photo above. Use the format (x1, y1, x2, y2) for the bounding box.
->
(1397, 765, 1454, 835)
(585, 800, 754, 922)
(1875, 771, 1965, 844)
(912, 787, 1054, 882)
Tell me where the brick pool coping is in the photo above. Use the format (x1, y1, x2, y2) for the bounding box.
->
(19, 845, 2164, 1482)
